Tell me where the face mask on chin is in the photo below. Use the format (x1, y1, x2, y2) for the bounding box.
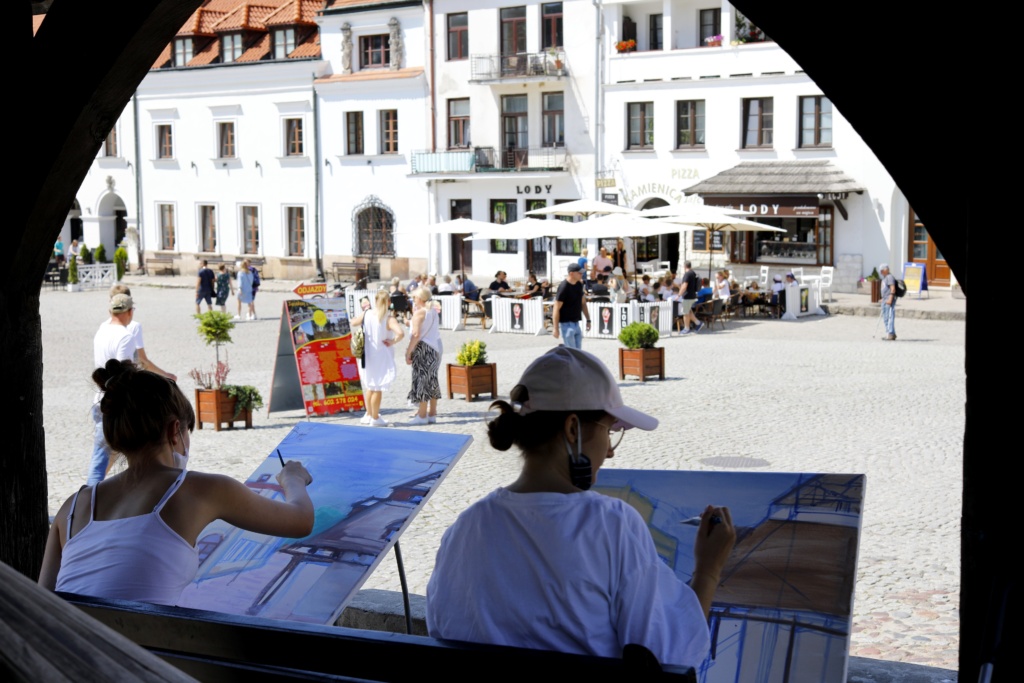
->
(565, 419, 594, 491)
(172, 428, 189, 470)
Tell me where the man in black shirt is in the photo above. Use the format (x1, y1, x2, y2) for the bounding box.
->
(489, 270, 513, 295)
(553, 263, 591, 349)
(678, 260, 703, 334)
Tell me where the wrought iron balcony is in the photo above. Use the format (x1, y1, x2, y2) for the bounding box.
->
(469, 50, 567, 82)
(410, 146, 570, 175)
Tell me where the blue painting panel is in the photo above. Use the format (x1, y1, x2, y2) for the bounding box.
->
(594, 469, 865, 683)
(178, 422, 472, 624)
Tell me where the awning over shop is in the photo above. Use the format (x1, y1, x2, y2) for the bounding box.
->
(686, 160, 865, 219)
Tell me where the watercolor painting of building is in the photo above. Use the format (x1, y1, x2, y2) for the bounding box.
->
(594, 470, 864, 683)
(177, 422, 471, 624)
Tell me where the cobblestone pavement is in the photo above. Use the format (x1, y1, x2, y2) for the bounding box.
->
(40, 284, 965, 670)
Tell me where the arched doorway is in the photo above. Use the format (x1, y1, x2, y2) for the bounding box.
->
(96, 191, 127, 256)
(69, 199, 84, 243)
(636, 197, 679, 272)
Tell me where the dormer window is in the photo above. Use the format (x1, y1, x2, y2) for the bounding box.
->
(222, 33, 244, 63)
(174, 38, 193, 66)
(273, 28, 296, 59)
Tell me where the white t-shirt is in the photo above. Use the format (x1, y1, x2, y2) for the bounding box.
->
(426, 488, 710, 668)
(94, 320, 138, 369)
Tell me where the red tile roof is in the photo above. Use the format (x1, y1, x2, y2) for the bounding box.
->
(155, 0, 321, 70)
(265, 0, 321, 27)
(323, 0, 400, 9)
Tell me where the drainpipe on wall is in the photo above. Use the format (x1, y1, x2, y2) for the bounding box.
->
(427, 0, 439, 275)
(593, 0, 604, 202)
(132, 93, 144, 271)
(312, 76, 325, 281)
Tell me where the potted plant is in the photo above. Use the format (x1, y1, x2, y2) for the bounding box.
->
(865, 267, 882, 303)
(704, 33, 724, 47)
(617, 322, 664, 382)
(80, 246, 93, 265)
(93, 243, 107, 264)
(190, 311, 253, 430)
(546, 47, 564, 73)
(615, 39, 636, 54)
(113, 246, 128, 281)
(66, 255, 81, 292)
(446, 340, 498, 402)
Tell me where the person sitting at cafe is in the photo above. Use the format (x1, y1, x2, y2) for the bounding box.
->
(637, 274, 651, 300)
(589, 274, 611, 298)
(577, 249, 589, 281)
(696, 278, 713, 305)
(590, 247, 613, 281)
(490, 271, 513, 294)
(713, 270, 731, 301)
(523, 272, 543, 298)
(647, 281, 660, 302)
(462, 277, 481, 301)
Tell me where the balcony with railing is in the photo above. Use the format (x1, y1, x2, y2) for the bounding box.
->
(469, 50, 567, 83)
(410, 146, 570, 176)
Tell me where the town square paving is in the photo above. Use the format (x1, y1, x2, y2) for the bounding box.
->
(40, 283, 964, 670)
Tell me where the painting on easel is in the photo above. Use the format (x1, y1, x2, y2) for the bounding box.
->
(177, 422, 471, 624)
(594, 470, 865, 683)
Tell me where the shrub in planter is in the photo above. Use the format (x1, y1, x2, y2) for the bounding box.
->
(618, 322, 659, 349)
(80, 246, 93, 264)
(617, 322, 664, 382)
(113, 247, 128, 280)
(448, 340, 496, 401)
(224, 384, 264, 418)
(456, 340, 488, 366)
(93, 243, 107, 263)
(67, 255, 79, 284)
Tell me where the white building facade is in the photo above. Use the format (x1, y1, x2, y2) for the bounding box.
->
(58, 0, 943, 290)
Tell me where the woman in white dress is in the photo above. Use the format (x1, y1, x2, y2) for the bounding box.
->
(351, 289, 404, 427)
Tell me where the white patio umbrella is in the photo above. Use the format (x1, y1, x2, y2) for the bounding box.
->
(462, 218, 558, 279)
(649, 208, 786, 279)
(525, 198, 640, 220)
(396, 218, 495, 281)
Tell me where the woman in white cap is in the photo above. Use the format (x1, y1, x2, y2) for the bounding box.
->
(426, 346, 735, 668)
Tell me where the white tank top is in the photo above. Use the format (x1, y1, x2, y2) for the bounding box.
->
(420, 306, 443, 353)
(55, 469, 199, 606)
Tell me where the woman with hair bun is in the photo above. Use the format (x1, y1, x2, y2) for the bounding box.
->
(426, 346, 736, 669)
(39, 360, 314, 606)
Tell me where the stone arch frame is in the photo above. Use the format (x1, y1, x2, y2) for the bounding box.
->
(351, 195, 396, 258)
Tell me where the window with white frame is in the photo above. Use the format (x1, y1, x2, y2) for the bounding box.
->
(104, 127, 118, 157)
(158, 204, 175, 250)
(379, 110, 398, 154)
(156, 124, 174, 159)
(627, 102, 654, 149)
(799, 96, 832, 148)
(346, 112, 364, 154)
(241, 205, 259, 254)
(284, 118, 304, 156)
(217, 121, 236, 158)
(676, 100, 705, 148)
(200, 205, 217, 252)
(287, 206, 305, 256)
(222, 33, 243, 63)
(173, 38, 193, 66)
(273, 28, 296, 59)
(742, 98, 773, 148)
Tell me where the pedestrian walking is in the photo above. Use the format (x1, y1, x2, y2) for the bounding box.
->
(215, 264, 234, 313)
(880, 263, 897, 340)
(552, 263, 591, 350)
(195, 260, 215, 314)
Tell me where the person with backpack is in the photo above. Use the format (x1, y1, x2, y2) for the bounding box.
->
(880, 263, 899, 341)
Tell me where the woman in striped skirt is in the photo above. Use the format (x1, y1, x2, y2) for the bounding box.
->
(405, 286, 442, 426)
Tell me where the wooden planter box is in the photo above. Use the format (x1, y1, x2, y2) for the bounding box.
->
(618, 347, 665, 382)
(195, 388, 252, 431)
(446, 363, 498, 402)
